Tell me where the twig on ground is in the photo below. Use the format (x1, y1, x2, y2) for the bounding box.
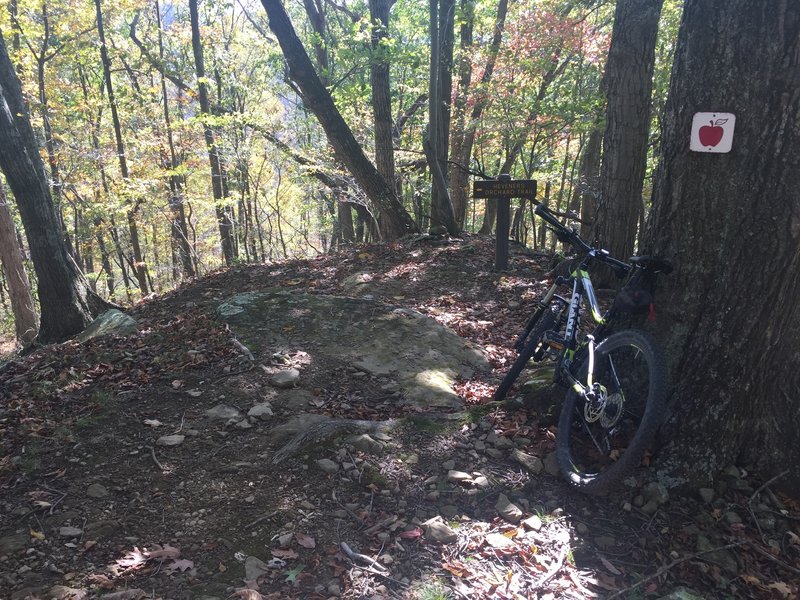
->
(148, 446, 165, 471)
(535, 544, 568, 588)
(747, 540, 800, 576)
(340, 541, 390, 574)
(605, 542, 744, 599)
(246, 511, 279, 529)
(749, 469, 790, 505)
(226, 324, 255, 362)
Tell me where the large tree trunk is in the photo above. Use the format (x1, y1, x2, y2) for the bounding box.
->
(0, 32, 93, 342)
(260, 0, 417, 240)
(427, 0, 459, 235)
(645, 0, 800, 493)
(189, 0, 236, 266)
(368, 0, 398, 206)
(0, 186, 37, 344)
(592, 0, 663, 272)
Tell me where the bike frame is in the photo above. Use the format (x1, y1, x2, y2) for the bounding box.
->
(543, 251, 615, 397)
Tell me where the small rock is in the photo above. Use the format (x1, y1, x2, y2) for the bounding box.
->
(511, 449, 544, 474)
(495, 493, 523, 524)
(698, 488, 714, 503)
(156, 434, 185, 447)
(204, 404, 242, 420)
(86, 484, 109, 499)
(472, 475, 490, 488)
(696, 534, 738, 574)
(485, 448, 504, 459)
(47, 586, 88, 600)
(244, 556, 271, 581)
(234, 419, 253, 430)
(0, 533, 28, 554)
(316, 459, 339, 474)
(485, 532, 514, 548)
(522, 515, 543, 531)
(543, 452, 560, 476)
(723, 511, 742, 525)
(446, 470, 472, 484)
(640, 500, 659, 515)
(84, 520, 121, 540)
(576, 523, 588, 535)
(422, 516, 458, 544)
(441, 459, 456, 471)
(642, 481, 669, 505)
(58, 527, 83, 538)
(248, 403, 274, 420)
(348, 433, 385, 455)
(271, 368, 300, 389)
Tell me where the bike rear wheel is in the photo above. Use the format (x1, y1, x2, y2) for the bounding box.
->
(493, 304, 559, 402)
(556, 329, 667, 495)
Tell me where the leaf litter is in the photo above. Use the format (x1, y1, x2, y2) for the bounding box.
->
(0, 235, 797, 599)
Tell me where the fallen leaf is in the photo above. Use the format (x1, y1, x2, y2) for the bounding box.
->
(599, 556, 622, 575)
(285, 563, 306, 584)
(165, 558, 194, 573)
(272, 548, 299, 559)
(148, 544, 181, 559)
(143, 419, 162, 427)
(295, 533, 315, 549)
(398, 528, 423, 539)
(30, 528, 45, 540)
(768, 582, 793, 598)
(87, 573, 115, 590)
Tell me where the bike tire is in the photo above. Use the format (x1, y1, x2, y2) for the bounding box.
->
(493, 305, 559, 402)
(556, 329, 667, 495)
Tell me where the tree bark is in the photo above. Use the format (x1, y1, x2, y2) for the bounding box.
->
(189, 0, 236, 266)
(592, 0, 663, 269)
(0, 185, 37, 344)
(427, 0, 459, 235)
(0, 32, 93, 342)
(450, 0, 507, 228)
(155, 0, 194, 278)
(368, 0, 398, 205)
(645, 0, 800, 493)
(94, 0, 149, 295)
(260, 0, 417, 240)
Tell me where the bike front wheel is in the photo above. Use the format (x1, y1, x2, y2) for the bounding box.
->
(493, 304, 559, 402)
(556, 329, 667, 495)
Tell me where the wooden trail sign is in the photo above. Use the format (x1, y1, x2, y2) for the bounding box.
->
(473, 177, 537, 271)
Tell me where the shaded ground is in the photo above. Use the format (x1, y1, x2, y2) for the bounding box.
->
(0, 235, 798, 600)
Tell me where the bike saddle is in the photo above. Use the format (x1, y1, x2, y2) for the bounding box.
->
(628, 255, 673, 274)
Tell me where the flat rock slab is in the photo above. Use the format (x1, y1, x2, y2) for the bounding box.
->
(218, 289, 488, 409)
(76, 309, 138, 342)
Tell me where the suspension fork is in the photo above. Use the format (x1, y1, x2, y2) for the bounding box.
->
(513, 282, 559, 351)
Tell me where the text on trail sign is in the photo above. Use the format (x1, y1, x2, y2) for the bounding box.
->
(473, 179, 538, 199)
(690, 112, 736, 153)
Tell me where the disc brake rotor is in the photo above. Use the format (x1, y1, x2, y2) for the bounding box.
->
(600, 392, 624, 428)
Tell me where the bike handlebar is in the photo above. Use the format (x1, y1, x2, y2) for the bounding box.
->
(533, 202, 630, 275)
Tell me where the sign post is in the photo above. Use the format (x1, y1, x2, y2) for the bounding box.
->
(473, 175, 537, 271)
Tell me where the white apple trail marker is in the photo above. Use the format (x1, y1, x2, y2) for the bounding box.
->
(690, 112, 736, 153)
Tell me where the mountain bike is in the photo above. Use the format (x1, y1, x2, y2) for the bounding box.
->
(494, 201, 673, 495)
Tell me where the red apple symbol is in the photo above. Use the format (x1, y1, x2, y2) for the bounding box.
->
(698, 119, 727, 147)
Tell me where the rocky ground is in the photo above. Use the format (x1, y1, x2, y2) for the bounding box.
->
(0, 235, 798, 600)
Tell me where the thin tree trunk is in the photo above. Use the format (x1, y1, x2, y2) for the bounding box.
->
(260, 0, 417, 239)
(0, 185, 37, 344)
(155, 0, 194, 278)
(189, 0, 236, 266)
(94, 0, 149, 295)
